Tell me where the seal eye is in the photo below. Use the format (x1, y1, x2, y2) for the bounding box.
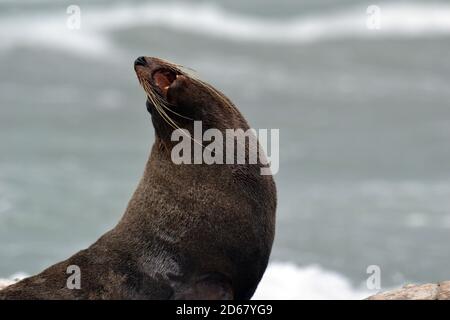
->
(153, 69, 177, 96)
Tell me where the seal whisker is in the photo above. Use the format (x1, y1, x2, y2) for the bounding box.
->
(159, 103, 194, 121)
(147, 91, 178, 130)
(152, 95, 213, 153)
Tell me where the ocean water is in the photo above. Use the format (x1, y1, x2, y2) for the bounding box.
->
(1, 0, 450, 299)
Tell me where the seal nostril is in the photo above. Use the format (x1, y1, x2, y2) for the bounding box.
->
(135, 56, 147, 67)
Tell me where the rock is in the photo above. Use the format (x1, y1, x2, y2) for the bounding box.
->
(367, 281, 450, 300)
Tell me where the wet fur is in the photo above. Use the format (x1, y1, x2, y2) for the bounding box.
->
(0, 57, 276, 300)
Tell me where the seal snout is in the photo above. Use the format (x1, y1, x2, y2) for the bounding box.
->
(134, 56, 148, 67)
(134, 56, 181, 98)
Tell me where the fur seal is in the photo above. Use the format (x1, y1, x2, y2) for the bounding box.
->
(0, 57, 276, 300)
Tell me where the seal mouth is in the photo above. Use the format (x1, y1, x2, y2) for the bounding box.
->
(152, 68, 178, 97)
(134, 56, 182, 99)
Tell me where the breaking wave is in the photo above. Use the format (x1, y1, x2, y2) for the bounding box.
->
(254, 262, 373, 300)
(0, 2, 450, 55)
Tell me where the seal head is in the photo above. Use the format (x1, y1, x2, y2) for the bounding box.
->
(134, 56, 248, 141)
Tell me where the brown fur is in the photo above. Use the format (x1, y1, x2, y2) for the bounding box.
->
(0, 57, 276, 300)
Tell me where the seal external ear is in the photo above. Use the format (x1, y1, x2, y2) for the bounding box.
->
(173, 273, 234, 300)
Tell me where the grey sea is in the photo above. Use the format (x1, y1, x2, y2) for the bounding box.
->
(1, 0, 450, 299)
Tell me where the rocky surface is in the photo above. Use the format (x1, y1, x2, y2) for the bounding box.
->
(367, 281, 450, 300)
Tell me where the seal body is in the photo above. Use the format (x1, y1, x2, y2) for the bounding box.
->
(0, 57, 276, 300)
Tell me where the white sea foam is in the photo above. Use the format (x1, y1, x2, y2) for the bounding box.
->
(254, 262, 373, 300)
(0, 280, 13, 290)
(0, 16, 112, 56)
(1, 2, 450, 55)
(0, 272, 27, 290)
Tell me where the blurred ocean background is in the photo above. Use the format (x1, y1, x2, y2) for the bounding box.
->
(1, 0, 450, 299)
